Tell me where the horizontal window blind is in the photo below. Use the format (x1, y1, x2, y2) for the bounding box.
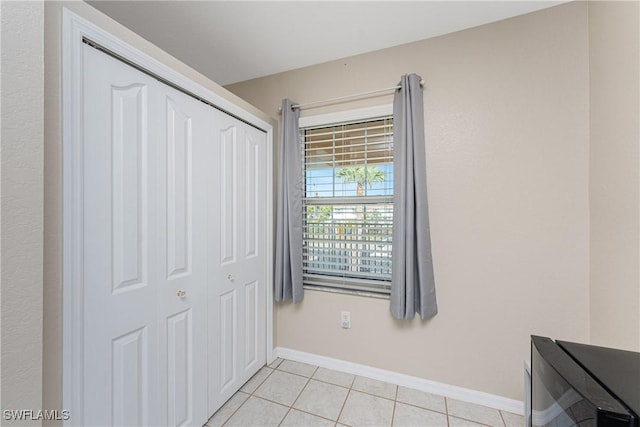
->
(302, 116, 393, 296)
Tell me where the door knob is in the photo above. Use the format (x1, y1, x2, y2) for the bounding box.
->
(176, 289, 186, 298)
(227, 274, 234, 281)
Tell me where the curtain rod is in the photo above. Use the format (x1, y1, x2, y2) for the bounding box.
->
(279, 79, 424, 113)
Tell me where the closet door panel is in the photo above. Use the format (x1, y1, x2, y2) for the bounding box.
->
(244, 133, 259, 259)
(111, 327, 148, 427)
(220, 126, 237, 265)
(166, 99, 192, 279)
(82, 44, 160, 427)
(244, 281, 259, 368)
(166, 309, 192, 426)
(219, 289, 238, 393)
(239, 125, 267, 377)
(156, 87, 210, 427)
(206, 109, 226, 413)
(209, 117, 242, 410)
(209, 119, 268, 414)
(111, 84, 148, 293)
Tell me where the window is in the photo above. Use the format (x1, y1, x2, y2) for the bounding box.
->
(301, 110, 393, 297)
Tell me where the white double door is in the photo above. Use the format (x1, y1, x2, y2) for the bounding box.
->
(81, 44, 267, 426)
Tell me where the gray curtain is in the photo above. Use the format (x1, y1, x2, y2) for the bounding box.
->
(275, 99, 304, 303)
(390, 74, 438, 320)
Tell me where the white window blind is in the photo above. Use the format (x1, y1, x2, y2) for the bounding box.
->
(302, 115, 393, 296)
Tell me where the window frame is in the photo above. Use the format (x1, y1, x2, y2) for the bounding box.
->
(299, 104, 394, 299)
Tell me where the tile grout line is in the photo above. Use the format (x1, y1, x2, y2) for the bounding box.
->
(218, 392, 252, 427)
(446, 397, 508, 427)
(350, 383, 401, 403)
(238, 394, 341, 427)
(399, 401, 448, 417)
(298, 376, 353, 424)
(309, 366, 357, 390)
(216, 361, 338, 426)
(342, 374, 357, 426)
(445, 396, 450, 427)
(219, 365, 275, 427)
(277, 364, 320, 427)
(276, 405, 292, 426)
(248, 394, 294, 411)
(393, 388, 449, 417)
(278, 361, 375, 425)
(288, 407, 344, 425)
(498, 410, 507, 427)
(219, 394, 249, 427)
(390, 384, 399, 427)
(219, 390, 253, 427)
(334, 372, 357, 426)
(446, 397, 503, 427)
(268, 358, 284, 370)
(448, 413, 499, 427)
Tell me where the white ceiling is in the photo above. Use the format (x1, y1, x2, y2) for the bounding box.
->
(88, 1, 566, 86)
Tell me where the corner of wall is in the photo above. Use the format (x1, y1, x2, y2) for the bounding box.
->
(1, 0, 45, 422)
(587, 0, 640, 351)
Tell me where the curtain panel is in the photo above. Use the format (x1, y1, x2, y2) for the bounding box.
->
(275, 99, 304, 303)
(390, 74, 438, 319)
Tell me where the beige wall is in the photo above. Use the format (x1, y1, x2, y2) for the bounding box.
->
(1, 1, 44, 424)
(2, 0, 636, 419)
(588, 1, 640, 351)
(41, 1, 272, 421)
(227, 2, 591, 400)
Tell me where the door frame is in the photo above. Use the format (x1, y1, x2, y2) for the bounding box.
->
(62, 9, 274, 425)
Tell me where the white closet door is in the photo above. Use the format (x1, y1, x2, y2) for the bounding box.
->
(208, 115, 268, 413)
(155, 84, 210, 426)
(82, 44, 161, 427)
(239, 123, 268, 380)
(82, 44, 207, 426)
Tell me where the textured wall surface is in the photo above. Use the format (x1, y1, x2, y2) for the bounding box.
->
(228, 2, 591, 401)
(588, 0, 640, 351)
(1, 1, 44, 424)
(5, 0, 635, 421)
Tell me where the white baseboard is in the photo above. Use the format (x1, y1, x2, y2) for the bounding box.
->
(274, 347, 524, 415)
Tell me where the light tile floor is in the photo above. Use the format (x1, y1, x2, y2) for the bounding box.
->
(205, 358, 524, 427)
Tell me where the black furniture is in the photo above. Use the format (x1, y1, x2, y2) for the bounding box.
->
(531, 335, 639, 427)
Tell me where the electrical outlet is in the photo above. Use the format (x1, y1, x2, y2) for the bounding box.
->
(340, 311, 351, 329)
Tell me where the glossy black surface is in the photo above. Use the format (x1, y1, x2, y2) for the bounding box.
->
(531, 336, 635, 427)
(558, 340, 640, 418)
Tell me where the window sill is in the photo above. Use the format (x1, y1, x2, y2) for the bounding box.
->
(303, 284, 390, 300)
